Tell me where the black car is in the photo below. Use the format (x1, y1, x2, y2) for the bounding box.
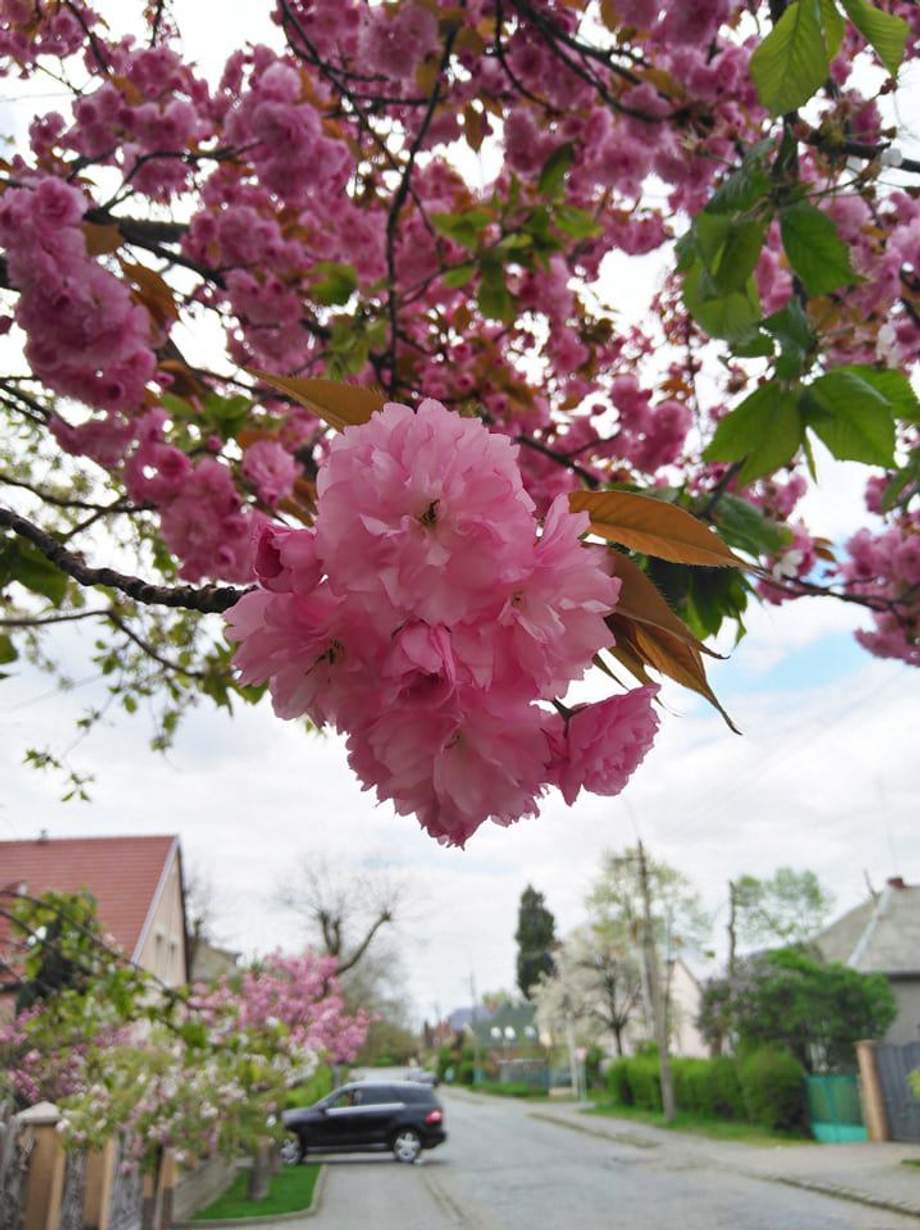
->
(281, 1080, 447, 1164)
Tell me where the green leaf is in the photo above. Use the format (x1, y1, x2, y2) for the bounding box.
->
(820, 0, 846, 57)
(538, 143, 574, 198)
(704, 382, 804, 484)
(780, 202, 858, 296)
(0, 634, 17, 665)
(802, 369, 897, 464)
(750, 0, 829, 115)
(441, 262, 477, 288)
(312, 262, 358, 307)
(732, 332, 775, 359)
(553, 205, 602, 239)
(764, 300, 816, 378)
(713, 219, 768, 294)
(431, 209, 492, 249)
(831, 365, 920, 421)
(711, 495, 793, 557)
(705, 149, 772, 215)
(0, 541, 69, 606)
(477, 261, 514, 322)
(838, 0, 907, 76)
(683, 263, 762, 341)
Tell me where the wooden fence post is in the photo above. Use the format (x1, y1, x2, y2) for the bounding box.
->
(17, 1102, 65, 1230)
(856, 1039, 891, 1142)
(158, 1149, 177, 1230)
(83, 1138, 117, 1230)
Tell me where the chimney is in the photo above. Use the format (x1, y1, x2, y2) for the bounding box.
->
(37, 828, 49, 844)
(887, 876, 907, 891)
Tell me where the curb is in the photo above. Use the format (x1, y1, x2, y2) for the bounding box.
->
(527, 1110, 659, 1150)
(173, 1163, 327, 1228)
(759, 1173, 920, 1220)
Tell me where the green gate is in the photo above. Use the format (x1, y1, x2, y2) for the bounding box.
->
(805, 1074, 867, 1143)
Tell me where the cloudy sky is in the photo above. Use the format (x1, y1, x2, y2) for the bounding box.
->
(1, 3, 918, 1026)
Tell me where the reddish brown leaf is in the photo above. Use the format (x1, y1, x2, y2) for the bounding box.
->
(83, 221, 123, 256)
(250, 373, 386, 432)
(120, 260, 178, 327)
(610, 549, 723, 658)
(571, 489, 742, 568)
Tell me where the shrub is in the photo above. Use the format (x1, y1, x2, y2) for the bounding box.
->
(457, 1060, 476, 1086)
(285, 1064, 333, 1109)
(709, 1056, 746, 1119)
(478, 1081, 538, 1097)
(739, 1049, 806, 1132)
(585, 1044, 604, 1090)
(606, 1059, 633, 1105)
(625, 1057, 662, 1111)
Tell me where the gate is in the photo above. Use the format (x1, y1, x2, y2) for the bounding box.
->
(805, 1074, 867, 1142)
(876, 1042, 920, 1142)
(0, 1102, 31, 1230)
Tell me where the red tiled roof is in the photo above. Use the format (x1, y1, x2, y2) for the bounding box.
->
(0, 834, 178, 961)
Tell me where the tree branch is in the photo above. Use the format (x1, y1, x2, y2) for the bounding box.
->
(0, 505, 247, 613)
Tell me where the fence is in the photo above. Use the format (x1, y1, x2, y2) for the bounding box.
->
(0, 1101, 224, 1230)
(875, 1041, 920, 1143)
(805, 1074, 867, 1143)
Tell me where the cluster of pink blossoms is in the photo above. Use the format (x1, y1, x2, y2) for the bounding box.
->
(227, 400, 659, 845)
(842, 517, 920, 666)
(0, 177, 155, 417)
(125, 409, 264, 583)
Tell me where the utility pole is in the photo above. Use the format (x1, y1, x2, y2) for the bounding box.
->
(469, 970, 481, 1087)
(637, 840, 675, 1123)
(727, 879, 738, 978)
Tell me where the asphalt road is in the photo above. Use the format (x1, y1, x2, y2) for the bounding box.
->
(316, 1089, 915, 1230)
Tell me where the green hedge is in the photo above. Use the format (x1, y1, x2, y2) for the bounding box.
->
(739, 1049, 807, 1132)
(284, 1064, 333, 1110)
(604, 1049, 804, 1132)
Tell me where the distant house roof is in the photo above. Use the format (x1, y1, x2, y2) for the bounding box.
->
(0, 834, 180, 964)
(446, 1005, 493, 1032)
(472, 1001, 537, 1044)
(814, 878, 920, 976)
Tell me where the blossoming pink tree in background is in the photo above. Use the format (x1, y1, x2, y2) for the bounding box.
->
(0, 889, 367, 1168)
(0, 0, 917, 844)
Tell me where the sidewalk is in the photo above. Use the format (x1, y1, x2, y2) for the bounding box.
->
(529, 1102, 920, 1219)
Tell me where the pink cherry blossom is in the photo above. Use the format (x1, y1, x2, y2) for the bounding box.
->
(551, 686, 660, 806)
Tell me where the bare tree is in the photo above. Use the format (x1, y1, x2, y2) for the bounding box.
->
(274, 856, 405, 977)
(183, 861, 218, 976)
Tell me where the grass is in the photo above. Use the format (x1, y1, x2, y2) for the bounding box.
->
(586, 1099, 814, 1147)
(192, 1165, 321, 1221)
(902, 1159, 920, 1169)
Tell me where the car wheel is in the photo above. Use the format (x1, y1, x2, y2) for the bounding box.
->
(392, 1129, 422, 1164)
(279, 1135, 305, 1166)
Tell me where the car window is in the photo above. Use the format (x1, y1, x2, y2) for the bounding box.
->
(400, 1085, 435, 1104)
(325, 1088, 359, 1109)
(357, 1085, 398, 1105)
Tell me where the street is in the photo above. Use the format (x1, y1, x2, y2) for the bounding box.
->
(315, 1089, 917, 1230)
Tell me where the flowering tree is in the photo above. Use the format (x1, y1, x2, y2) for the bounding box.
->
(0, 0, 917, 842)
(0, 890, 367, 1169)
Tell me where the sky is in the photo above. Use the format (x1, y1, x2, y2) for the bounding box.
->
(0, 3, 918, 1027)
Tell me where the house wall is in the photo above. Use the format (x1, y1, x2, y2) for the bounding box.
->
(134, 852, 187, 986)
(667, 961, 708, 1059)
(885, 980, 920, 1045)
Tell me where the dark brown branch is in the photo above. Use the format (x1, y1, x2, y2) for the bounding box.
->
(0, 473, 140, 515)
(0, 505, 247, 613)
(106, 610, 207, 679)
(515, 433, 601, 489)
(805, 133, 920, 177)
(384, 27, 459, 392)
(0, 609, 109, 627)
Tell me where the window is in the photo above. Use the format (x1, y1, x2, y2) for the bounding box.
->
(358, 1086, 397, 1106)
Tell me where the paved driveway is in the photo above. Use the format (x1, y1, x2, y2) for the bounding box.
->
(314, 1089, 917, 1229)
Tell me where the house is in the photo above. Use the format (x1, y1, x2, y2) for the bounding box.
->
(0, 833, 189, 1005)
(190, 938, 240, 983)
(470, 1001, 540, 1053)
(815, 876, 920, 1045)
